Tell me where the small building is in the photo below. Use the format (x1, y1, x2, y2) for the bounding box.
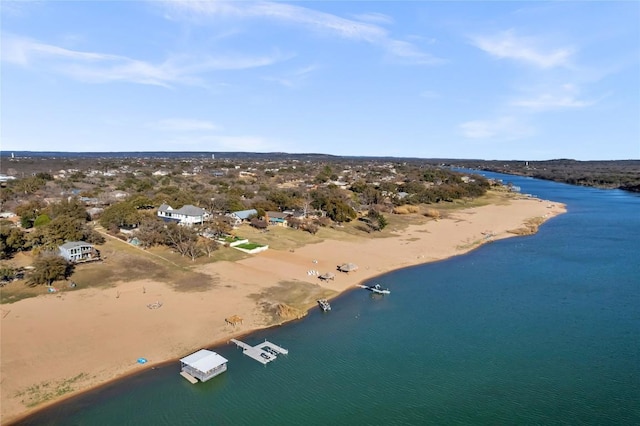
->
(282, 209, 306, 220)
(337, 263, 359, 273)
(180, 349, 228, 383)
(319, 272, 335, 281)
(59, 241, 100, 263)
(227, 209, 258, 226)
(265, 211, 288, 227)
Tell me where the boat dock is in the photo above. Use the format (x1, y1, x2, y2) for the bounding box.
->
(180, 371, 198, 384)
(229, 339, 288, 365)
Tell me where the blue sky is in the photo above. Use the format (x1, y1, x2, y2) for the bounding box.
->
(1, 1, 638, 160)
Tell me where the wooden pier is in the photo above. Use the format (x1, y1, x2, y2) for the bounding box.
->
(180, 371, 198, 384)
(230, 339, 288, 364)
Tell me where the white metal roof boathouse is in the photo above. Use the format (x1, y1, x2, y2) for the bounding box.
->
(180, 349, 228, 384)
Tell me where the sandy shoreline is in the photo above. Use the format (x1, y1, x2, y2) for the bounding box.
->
(0, 196, 566, 424)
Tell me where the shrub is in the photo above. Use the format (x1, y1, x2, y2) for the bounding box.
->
(424, 208, 440, 220)
(393, 205, 419, 214)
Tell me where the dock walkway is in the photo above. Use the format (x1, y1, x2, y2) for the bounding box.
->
(230, 339, 288, 364)
(180, 371, 198, 384)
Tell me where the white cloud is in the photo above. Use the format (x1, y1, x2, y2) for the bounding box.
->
(459, 116, 533, 140)
(0, 0, 42, 17)
(383, 40, 443, 65)
(263, 64, 318, 88)
(149, 118, 220, 132)
(471, 30, 573, 69)
(512, 94, 594, 111)
(161, 1, 442, 65)
(1, 34, 287, 87)
(352, 12, 394, 26)
(511, 83, 596, 111)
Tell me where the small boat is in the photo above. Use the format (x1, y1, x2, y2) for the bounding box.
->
(317, 299, 331, 311)
(359, 284, 391, 295)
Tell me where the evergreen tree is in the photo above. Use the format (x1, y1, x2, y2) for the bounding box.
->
(28, 253, 73, 286)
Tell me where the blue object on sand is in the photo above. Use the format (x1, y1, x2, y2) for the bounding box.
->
(137, 358, 147, 364)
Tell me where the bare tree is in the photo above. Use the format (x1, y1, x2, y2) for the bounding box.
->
(199, 238, 219, 258)
(165, 223, 200, 260)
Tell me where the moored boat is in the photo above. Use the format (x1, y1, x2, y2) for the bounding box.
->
(358, 284, 391, 295)
(317, 299, 331, 311)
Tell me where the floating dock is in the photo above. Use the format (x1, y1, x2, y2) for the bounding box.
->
(230, 339, 288, 365)
(180, 371, 198, 384)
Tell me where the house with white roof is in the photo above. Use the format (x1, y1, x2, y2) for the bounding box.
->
(157, 203, 209, 226)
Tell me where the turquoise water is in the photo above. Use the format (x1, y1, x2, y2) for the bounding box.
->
(19, 173, 640, 425)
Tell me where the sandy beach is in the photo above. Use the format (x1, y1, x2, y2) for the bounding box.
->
(0, 196, 565, 423)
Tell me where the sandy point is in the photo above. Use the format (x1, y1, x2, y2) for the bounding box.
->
(0, 196, 566, 424)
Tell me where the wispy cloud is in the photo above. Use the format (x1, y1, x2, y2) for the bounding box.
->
(161, 1, 443, 65)
(512, 94, 593, 111)
(459, 116, 533, 140)
(0, 0, 41, 18)
(511, 83, 597, 111)
(263, 64, 318, 88)
(471, 29, 573, 69)
(352, 12, 394, 26)
(1, 34, 287, 87)
(149, 118, 220, 132)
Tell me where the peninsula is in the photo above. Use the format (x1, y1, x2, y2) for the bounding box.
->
(0, 154, 566, 423)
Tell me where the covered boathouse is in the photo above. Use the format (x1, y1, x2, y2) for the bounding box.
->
(180, 349, 228, 383)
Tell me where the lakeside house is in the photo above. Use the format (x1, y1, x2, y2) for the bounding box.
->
(227, 209, 258, 226)
(265, 211, 288, 227)
(59, 241, 100, 263)
(157, 203, 209, 226)
(180, 349, 228, 383)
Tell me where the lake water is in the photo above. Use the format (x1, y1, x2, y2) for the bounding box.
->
(18, 172, 640, 425)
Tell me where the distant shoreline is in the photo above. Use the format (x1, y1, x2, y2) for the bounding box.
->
(1, 194, 566, 425)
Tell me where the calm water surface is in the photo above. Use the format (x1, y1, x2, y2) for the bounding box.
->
(19, 173, 640, 425)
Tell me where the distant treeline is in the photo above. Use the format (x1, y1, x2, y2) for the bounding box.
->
(4, 152, 637, 192)
(442, 159, 640, 193)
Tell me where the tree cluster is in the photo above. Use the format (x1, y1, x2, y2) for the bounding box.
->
(447, 159, 640, 193)
(2, 198, 105, 259)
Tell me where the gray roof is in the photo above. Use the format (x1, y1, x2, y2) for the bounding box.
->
(158, 203, 172, 213)
(267, 211, 288, 219)
(158, 204, 205, 216)
(232, 209, 258, 220)
(59, 241, 93, 250)
(174, 204, 205, 216)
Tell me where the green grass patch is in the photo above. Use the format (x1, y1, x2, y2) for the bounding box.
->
(15, 373, 89, 408)
(223, 236, 244, 243)
(235, 243, 264, 250)
(237, 225, 325, 251)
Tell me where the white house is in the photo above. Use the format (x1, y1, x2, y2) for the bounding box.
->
(59, 241, 100, 263)
(157, 203, 209, 226)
